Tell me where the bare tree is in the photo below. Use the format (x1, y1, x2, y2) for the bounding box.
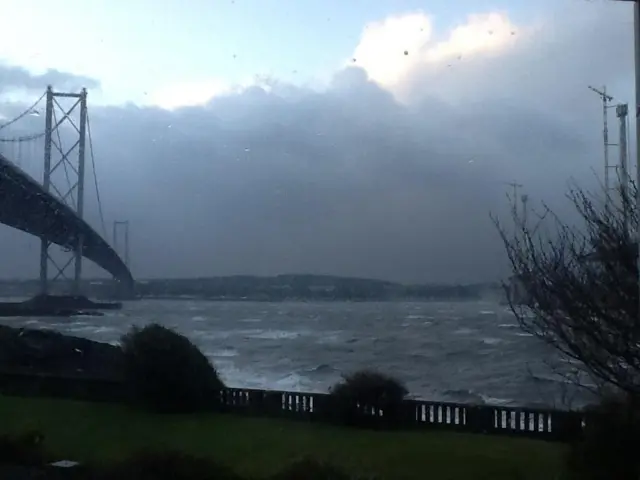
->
(493, 180, 640, 398)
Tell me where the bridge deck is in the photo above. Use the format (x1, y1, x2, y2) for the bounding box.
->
(0, 153, 133, 286)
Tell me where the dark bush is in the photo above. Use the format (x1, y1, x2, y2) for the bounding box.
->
(0, 431, 46, 466)
(94, 450, 242, 480)
(565, 393, 640, 480)
(328, 369, 408, 427)
(120, 323, 225, 413)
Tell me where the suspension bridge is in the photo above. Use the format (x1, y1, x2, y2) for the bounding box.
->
(0, 86, 134, 302)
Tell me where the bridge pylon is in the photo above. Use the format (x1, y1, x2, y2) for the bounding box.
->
(39, 85, 88, 296)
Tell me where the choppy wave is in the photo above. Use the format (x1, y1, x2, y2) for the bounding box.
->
(209, 348, 238, 358)
(302, 363, 339, 376)
(441, 388, 513, 406)
(0, 299, 593, 408)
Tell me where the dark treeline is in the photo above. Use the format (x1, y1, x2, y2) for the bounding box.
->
(134, 275, 494, 301)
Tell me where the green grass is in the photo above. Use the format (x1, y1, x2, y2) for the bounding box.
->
(0, 395, 565, 479)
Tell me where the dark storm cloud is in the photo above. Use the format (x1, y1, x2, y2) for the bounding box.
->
(0, 63, 100, 95)
(0, 2, 634, 283)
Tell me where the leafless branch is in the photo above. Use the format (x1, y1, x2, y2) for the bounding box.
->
(492, 179, 640, 398)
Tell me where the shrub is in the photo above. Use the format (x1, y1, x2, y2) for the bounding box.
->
(565, 393, 640, 480)
(0, 431, 45, 466)
(120, 323, 225, 413)
(94, 450, 242, 480)
(328, 369, 408, 427)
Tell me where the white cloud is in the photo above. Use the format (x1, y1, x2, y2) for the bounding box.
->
(351, 13, 433, 88)
(423, 13, 526, 63)
(146, 75, 287, 110)
(353, 11, 532, 102)
(148, 80, 231, 110)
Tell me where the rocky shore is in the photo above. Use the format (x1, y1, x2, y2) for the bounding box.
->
(0, 325, 123, 379)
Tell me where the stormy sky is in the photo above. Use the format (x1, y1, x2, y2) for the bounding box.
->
(0, 0, 635, 284)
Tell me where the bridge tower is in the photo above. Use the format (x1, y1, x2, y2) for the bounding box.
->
(39, 85, 88, 296)
(113, 220, 130, 270)
(112, 220, 132, 299)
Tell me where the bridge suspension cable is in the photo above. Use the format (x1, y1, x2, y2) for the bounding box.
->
(0, 132, 44, 170)
(0, 91, 46, 132)
(0, 89, 107, 239)
(0, 91, 47, 150)
(0, 86, 132, 294)
(0, 131, 46, 143)
(87, 112, 107, 238)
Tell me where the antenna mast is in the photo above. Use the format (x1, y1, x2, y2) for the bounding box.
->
(505, 181, 524, 241)
(616, 103, 630, 237)
(505, 181, 523, 207)
(588, 85, 618, 206)
(521, 194, 529, 230)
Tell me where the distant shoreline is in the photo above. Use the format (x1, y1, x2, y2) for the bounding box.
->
(0, 274, 503, 303)
(131, 296, 490, 303)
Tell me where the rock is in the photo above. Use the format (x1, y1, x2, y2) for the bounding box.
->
(0, 325, 123, 380)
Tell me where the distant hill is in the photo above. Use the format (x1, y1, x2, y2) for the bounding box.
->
(0, 275, 500, 302)
(132, 274, 493, 301)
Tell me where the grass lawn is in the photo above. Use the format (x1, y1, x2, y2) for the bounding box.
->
(0, 395, 565, 479)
